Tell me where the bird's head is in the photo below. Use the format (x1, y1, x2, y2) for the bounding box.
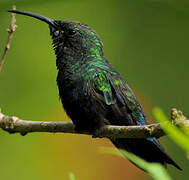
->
(8, 10, 104, 68)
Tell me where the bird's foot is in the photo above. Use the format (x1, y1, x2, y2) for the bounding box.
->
(92, 128, 103, 138)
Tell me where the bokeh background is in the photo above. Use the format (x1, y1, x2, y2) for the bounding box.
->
(0, 0, 189, 179)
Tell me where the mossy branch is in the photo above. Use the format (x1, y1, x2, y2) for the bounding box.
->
(0, 108, 188, 139)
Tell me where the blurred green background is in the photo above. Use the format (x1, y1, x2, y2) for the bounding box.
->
(0, 0, 189, 179)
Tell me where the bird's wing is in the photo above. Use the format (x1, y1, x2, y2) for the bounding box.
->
(92, 71, 147, 126)
(91, 70, 182, 170)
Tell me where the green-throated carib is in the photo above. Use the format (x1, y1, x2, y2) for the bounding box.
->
(9, 9, 182, 171)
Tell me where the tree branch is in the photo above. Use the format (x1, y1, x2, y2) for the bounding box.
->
(0, 5, 17, 72)
(0, 108, 188, 139)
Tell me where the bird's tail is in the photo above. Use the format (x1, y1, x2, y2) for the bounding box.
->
(111, 138, 182, 170)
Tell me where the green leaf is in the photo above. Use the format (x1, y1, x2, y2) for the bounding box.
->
(153, 107, 189, 153)
(99, 147, 172, 180)
(69, 172, 76, 180)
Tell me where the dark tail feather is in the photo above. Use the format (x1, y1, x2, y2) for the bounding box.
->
(112, 138, 182, 171)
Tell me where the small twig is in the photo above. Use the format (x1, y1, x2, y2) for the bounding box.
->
(0, 5, 17, 72)
(0, 108, 188, 139)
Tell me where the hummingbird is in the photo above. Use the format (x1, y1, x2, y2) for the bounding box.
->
(9, 9, 182, 170)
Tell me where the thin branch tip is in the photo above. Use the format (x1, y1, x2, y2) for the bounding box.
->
(0, 5, 17, 72)
(171, 108, 189, 127)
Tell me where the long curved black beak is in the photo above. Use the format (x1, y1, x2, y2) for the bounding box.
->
(8, 10, 57, 28)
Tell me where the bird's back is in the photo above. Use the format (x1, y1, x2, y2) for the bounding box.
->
(57, 57, 181, 170)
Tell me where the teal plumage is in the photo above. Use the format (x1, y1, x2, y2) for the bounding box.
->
(10, 9, 182, 171)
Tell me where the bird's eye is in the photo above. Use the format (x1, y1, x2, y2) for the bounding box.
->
(54, 30, 60, 36)
(68, 29, 77, 36)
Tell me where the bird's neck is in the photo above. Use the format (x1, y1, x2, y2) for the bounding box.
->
(56, 44, 105, 73)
